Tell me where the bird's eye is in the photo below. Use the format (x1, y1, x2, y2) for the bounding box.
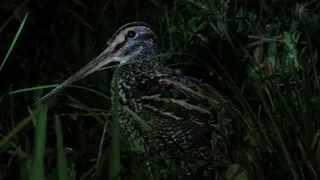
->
(127, 30, 136, 38)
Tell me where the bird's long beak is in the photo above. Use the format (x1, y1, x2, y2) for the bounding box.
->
(35, 46, 118, 105)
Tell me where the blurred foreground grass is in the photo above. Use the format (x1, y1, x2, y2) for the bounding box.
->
(1, 0, 320, 179)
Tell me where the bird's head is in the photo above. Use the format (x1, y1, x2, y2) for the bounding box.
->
(105, 21, 159, 64)
(35, 22, 159, 104)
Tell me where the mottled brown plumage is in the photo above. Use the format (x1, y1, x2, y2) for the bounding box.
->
(36, 22, 241, 179)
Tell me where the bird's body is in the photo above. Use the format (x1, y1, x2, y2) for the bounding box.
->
(36, 22, 241, 179)
(115, 51, 237, 179)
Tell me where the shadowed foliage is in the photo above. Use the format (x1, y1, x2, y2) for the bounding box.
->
(1, 0, 320, 179)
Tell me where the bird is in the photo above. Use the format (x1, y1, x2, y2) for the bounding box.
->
(36, 22, 243, 179)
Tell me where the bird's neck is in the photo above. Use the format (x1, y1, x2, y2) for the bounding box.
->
(122, 58, 160, 72)
(119, 47, 161, 73)
(111, 51, 161, 90)
(111, 55, 162, 103)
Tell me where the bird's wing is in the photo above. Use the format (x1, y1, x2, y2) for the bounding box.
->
(122, 70, 238, 150)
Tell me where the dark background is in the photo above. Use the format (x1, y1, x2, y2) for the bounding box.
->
(1, 0, 320, 179)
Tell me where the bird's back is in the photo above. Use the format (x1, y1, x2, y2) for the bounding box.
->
(116, 67, 238, 179)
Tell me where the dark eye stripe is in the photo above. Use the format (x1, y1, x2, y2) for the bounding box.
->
(111, 35, 128, 53)
(110, 22, 149, 42)
(111, 31, 155, 54)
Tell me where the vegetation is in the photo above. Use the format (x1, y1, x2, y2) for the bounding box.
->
(1, 0, 320, 179)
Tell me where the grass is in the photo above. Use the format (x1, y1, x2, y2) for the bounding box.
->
(28, 104, 47, 180)
(1, 0, 320, 179)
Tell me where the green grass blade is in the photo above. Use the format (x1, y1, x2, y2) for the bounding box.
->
(67, 96, 106, 125)
(96, 114, 111, 178)
(253, 83, 299, 180)
(0, 0, 30, 35)
(123, 106, 152, 131)
(0, 12, 28, 73)
(55, 115, 69, 180)
(0, 105, 43, 148)
(108, 67, 121, 180)
(8, 84, 58, 95)
(28, 104, 48, 180)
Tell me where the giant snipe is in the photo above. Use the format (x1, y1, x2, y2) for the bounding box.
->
(36, 22, 242, 179)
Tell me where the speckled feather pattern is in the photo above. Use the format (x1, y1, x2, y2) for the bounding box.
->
(112, 57, 238, 179)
